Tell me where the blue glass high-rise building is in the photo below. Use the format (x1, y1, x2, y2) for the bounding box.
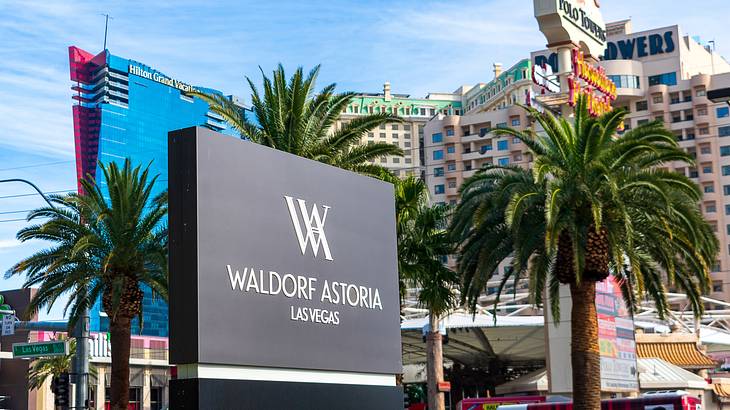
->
(69, 46, 242, 336)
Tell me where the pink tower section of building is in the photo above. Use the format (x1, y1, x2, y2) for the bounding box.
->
(69, 46, 106, 193)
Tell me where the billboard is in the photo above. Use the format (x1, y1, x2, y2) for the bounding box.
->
(168, 127, 402, 375)
(545, 276, 638, 394)
(596, 277, 639, 391)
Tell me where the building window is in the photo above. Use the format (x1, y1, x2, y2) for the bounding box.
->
(432, 133, 443, 143)
(404, 133, 411, 139)
(405, 158, 412, 164)
(652, 95, 663, 104)
(479, 127, 489, 137)
(446, 128, 455, 136)
(380, 157, 387, 163)
(703, 165, 713, 174)
(720, 126, 730, 137)
(433, 150, 443, 160)
(701, 145, 712, 154)
(723, 166, 730, 176)
(367, 132, 374, 138)
(700, 127, 709, 135)
(497, 140, 509, 151)
(648, 72, 677, 86)
(697, 87, 707, 97)
(724, 185, 730, 195)
(721, 146, 730, 156)
(404, 141, 411, 147)
(393, 133, 399, 139)
(151, 387, 163, 410)
(714, 280, 724, 293)
(404, 125, 411, 131)
(698, 107, 708, 116)
(392, 157, 400, 163)
(705, 184, 715, 193)
(434, 184, 445, 194)
(718, 106, 730, 118)
(511, 118, 521, 126)
(636, 101, 648, 111)
(380, 133, 386, 138)
(447, 163, 456, 171)
(608, 75, 641, 89)
(497, 157, 510, 166)
(480, 144, 493, 153)
(446, 145, 456, 154)
(392, 124, 399, 130)
(726, 204, 730, 215)
(496, 122, 507, 129)
(706, 203, 717, 213)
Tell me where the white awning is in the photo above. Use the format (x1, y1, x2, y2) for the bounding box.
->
(401, 312, 545, 366)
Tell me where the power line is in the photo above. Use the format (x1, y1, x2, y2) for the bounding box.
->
(0, 189, 75, 200)
(0, 218, 33, 223)
(0, 209, 32, 215)
(0, 160, 73, 173)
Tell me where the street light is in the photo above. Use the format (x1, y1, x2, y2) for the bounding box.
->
(0, 178, 90, 409)
(0, 179, 56, 209)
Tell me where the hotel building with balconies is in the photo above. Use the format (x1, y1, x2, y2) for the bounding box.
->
(424, 19, 730, 303)
(335, 82, 462, 178)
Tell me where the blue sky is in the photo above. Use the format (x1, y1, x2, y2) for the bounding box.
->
(1, 0, 729, 320)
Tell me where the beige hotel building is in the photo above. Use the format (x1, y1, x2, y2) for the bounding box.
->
(423, 19, 730, 302)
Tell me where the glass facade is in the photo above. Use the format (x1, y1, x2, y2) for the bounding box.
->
(69, 46, 243, 336)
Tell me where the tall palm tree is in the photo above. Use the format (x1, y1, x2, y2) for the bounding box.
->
(396, 176, 457, 410)
(8, 159, 168, 410)
(188, 65, 404, 177)
(451, 96, 717, 409)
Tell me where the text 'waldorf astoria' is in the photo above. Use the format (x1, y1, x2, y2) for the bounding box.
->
(226, 265, 383, 326)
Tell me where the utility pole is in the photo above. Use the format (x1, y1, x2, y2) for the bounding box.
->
(0, 179, 90, 409)
(101, 13, 113, 50)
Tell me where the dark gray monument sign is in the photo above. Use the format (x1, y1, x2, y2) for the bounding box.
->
(168, 127, 402, 409)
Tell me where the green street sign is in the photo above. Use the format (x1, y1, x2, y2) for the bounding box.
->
(12, 341, 68, 358)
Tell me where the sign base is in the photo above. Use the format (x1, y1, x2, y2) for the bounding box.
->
(170, 378, 403, 409)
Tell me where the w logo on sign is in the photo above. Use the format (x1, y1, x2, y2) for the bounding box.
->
(284, 196, 333, 261)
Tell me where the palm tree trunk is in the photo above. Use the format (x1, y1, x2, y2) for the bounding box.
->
(109, 316, 132, 410)
(570, 279, 601, 410)
(426, 312, 445, 410)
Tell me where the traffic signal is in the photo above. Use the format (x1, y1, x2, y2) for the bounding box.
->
(52, 372, 70, 407)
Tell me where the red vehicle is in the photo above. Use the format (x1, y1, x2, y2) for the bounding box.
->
(457, 396, 546, 410)
(496, 393, 701, 410)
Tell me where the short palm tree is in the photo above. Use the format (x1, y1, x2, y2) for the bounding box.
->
(396, 176, 457, 410)
(28, 338, 75, 391)
(451, 96, 717, 409)
(28, 338, 97, 392)
(188, 65, 404, 177)
(8, 159, 168, 410)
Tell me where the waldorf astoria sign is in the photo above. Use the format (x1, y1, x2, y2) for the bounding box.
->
(168, 127, 402, 409)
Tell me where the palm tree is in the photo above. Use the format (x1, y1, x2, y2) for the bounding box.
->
(8, 159, 167, 410)
(28, 337, 75, 391)
(28, 338, 98, 393)
(188, 65, 404, 177)
(451, 96, 717, 409)
(395, 176, 457, 410)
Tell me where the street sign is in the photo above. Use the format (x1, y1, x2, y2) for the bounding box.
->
(1, 315, 14, 336)
(12, 340, 68, 358)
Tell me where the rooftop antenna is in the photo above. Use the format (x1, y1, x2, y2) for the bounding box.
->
(101, 13, 113, 50)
